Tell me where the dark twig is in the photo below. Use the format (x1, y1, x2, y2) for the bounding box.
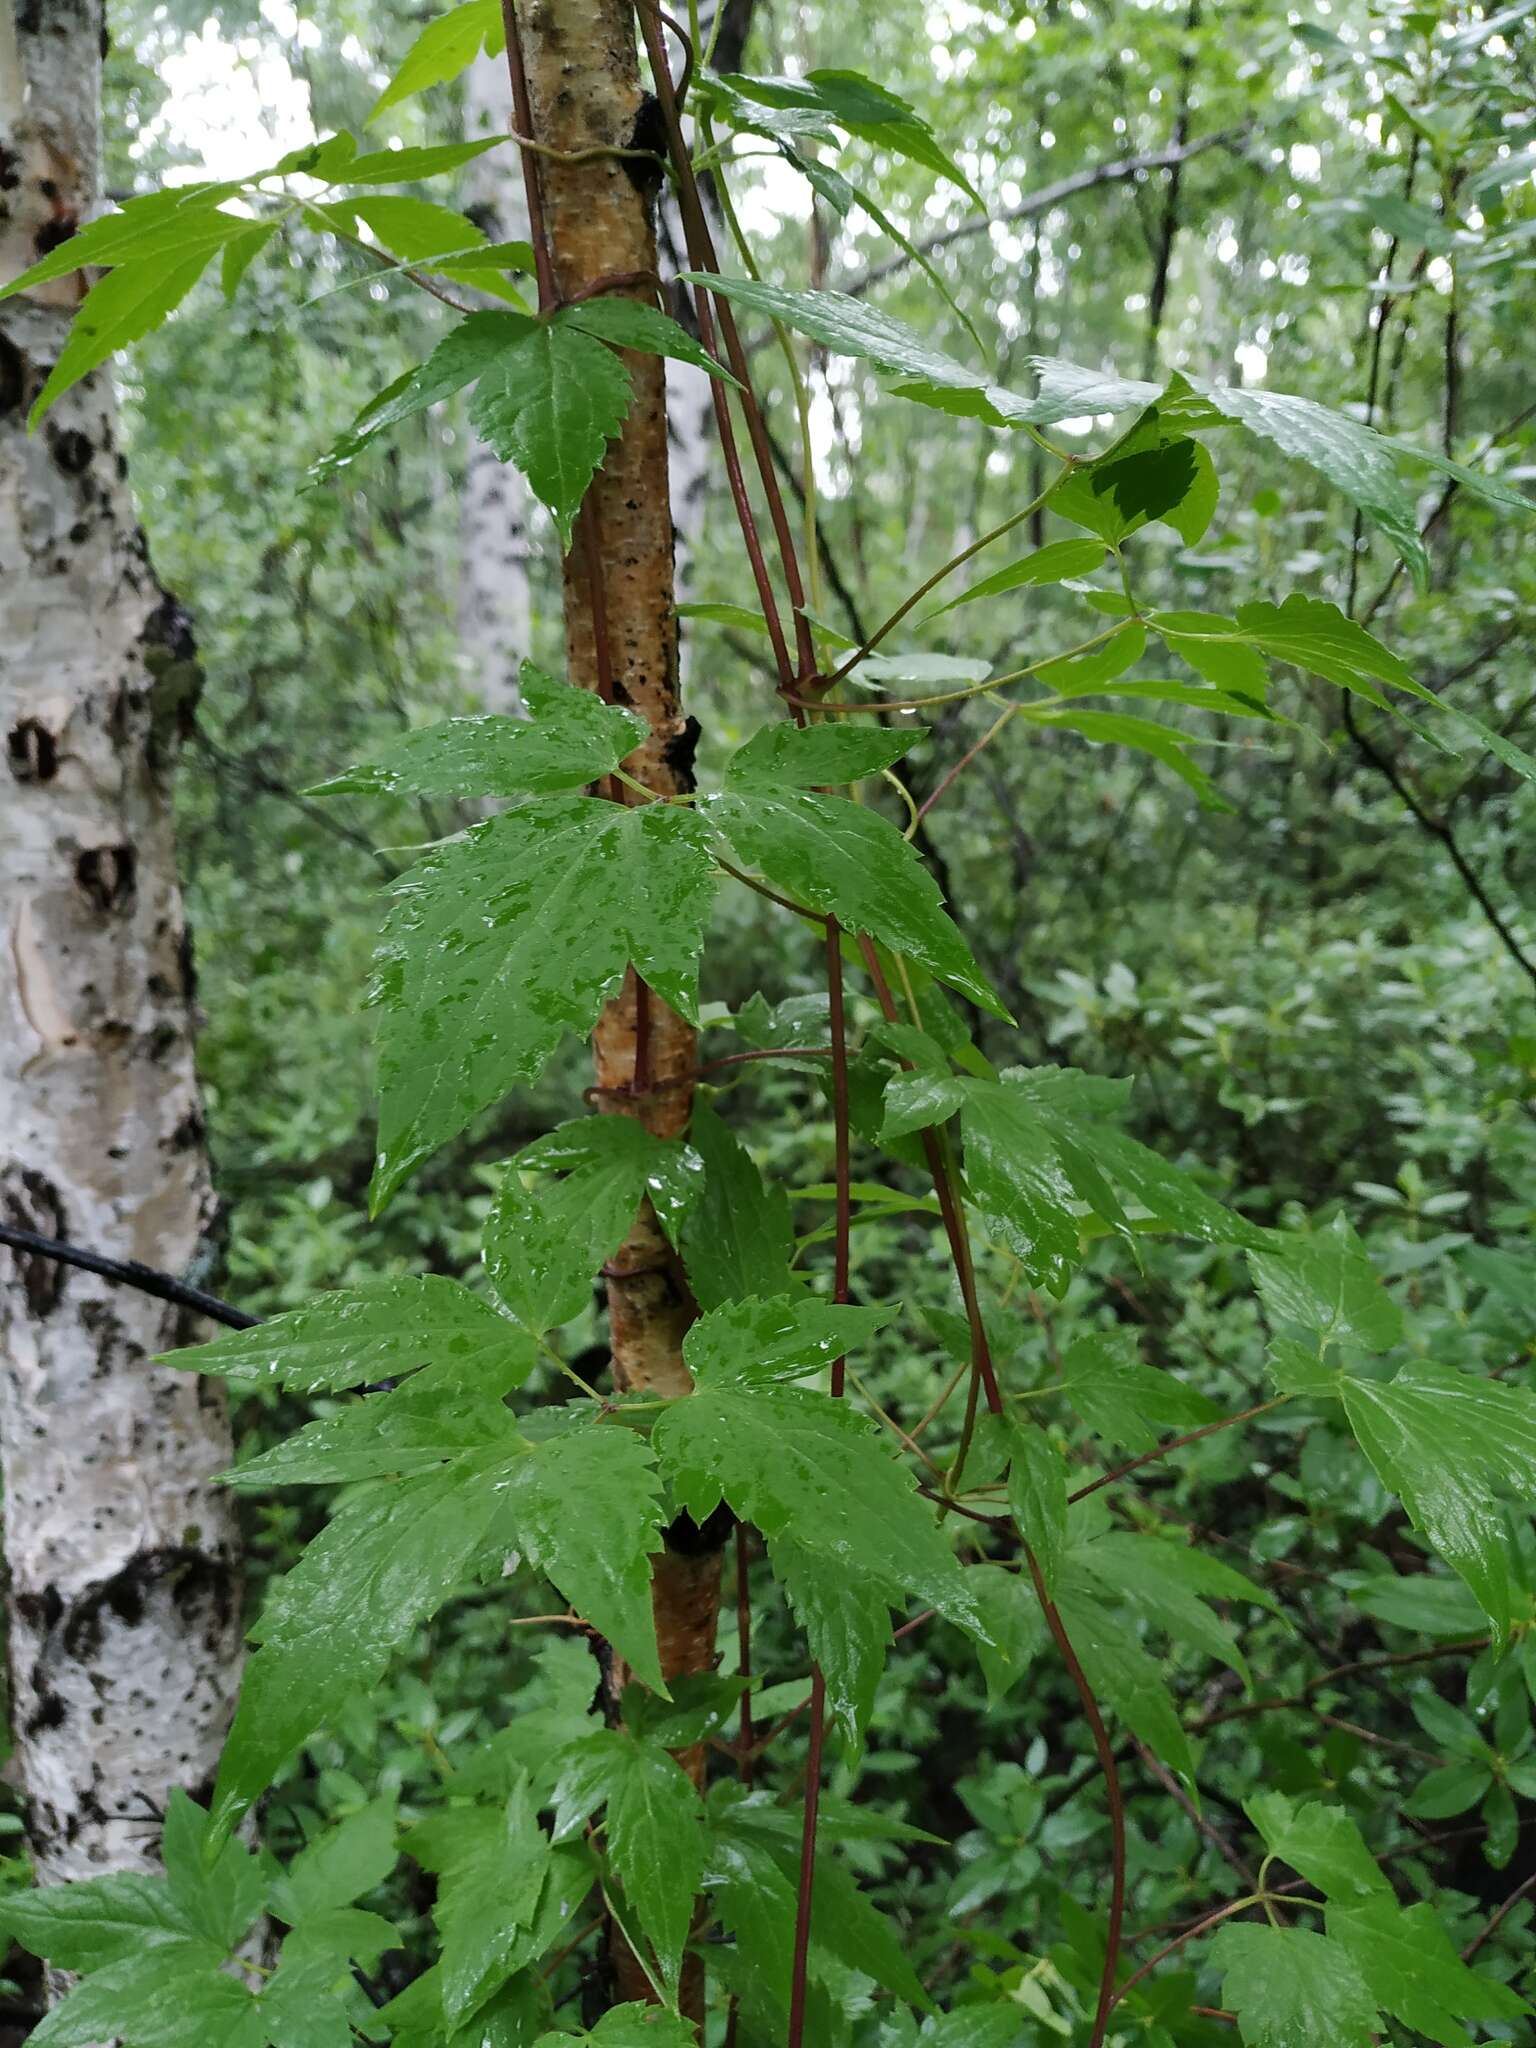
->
(0, 1227, 257, 1330)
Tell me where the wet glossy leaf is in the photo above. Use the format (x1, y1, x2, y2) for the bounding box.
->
(724, 723, 915, 789)
(1327, 1896, 1529, 2044)
(1211, 1924, 1378, 2048)
(1249, 1213, 1403, 1353)
(408, 1782, 551, 2021)
(681, 1295, 893, 1388)
(370, 799, 714, 1208)
(1343, 1359, 1536, 1640)
(498, 1427, 667, 1692)
(311, 311, 538, 481)
(707, 787, 1005, 1016)
(165, 1277, 533, 1393)
(469, 323, 631, 546)
(309, 667, 647, 797)
(770, 1536, 891, 1750)
(551, 1731, 703, 1988)
(655, 1387, 980, 1634)
(681, 1104, 800, 1309)
(1235, 595, 1415, 705)
(557, 299, 742, 386)
(214, 1452, 514, 1830)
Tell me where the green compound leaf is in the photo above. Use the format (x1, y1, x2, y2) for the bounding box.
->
(164, 1276, 534, 1393)
(213, 1452, 515, 1831)
(551, 1730, 704, 1989)
(556, 298, 742, 387)
(925, 537, 1107, 619)
(654, 1386, 981, 1636)
(309, 666, 647, 798)
(1326, 1897, 1529, 2045)
(1058, 1332, 1219, 1454)
(27, 1942, 258, 2048)
(215, 1424, 663, 1828)
(706, 786, 1005, 1017)
(681, 1295, 894, 1388)
(1244, 1793, 1391, 1907)
(680, 1103, 800, 1310)
(724, 722, 916, 790)
(407, 1781, 551, 2022)
(1342, 1358, 1536, 1642)
(370, 798, 715, 1208)
(1211, 1923, 1379, 2048)
(469, 321, 632, 545)
(719, 68, 981, 202)
(28, 249, 224, 424)
(1249, 1212, 1403, 1355)
(885, 1065, 1265, 1294)
(311, 311, 537, 482)
(369, 0, 504, 119)
(1234, 595, 1416, 705)
(769, 1535, 892, 1751)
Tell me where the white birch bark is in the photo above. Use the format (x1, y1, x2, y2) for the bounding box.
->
(457, 48, 533, 714)
(0, 0, 243, 1884)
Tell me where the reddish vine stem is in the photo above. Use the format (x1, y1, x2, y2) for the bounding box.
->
(785, 1669, 829, 2046)
(635, 1, 818, 687)
(498, 1, 558, 311)
(855, 936, 1001, 1416)
(785, 917, 855, 2045)
(853, 931, 1127, 2041)
(1067, 1399, 1286, 1502)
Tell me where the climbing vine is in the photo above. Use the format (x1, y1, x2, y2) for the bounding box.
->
(3, 3, 1535, 2046)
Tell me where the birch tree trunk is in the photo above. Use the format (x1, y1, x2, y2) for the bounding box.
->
(0, 0, 243, 1886)
(457, 48, 533, 715)
(515, 2, 720, 2023)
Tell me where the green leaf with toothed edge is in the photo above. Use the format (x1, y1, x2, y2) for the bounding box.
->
(26, 249, 227, 424)
(308, 665, 647, 799)
(680, 1103, 800, 1310)
(705, 786, 1006, 1018)
(534, 2007, 698, 2047)
(369, 798, 714, 1211)
(724, 722, 916, 789)
(549, 1730, 704, 1990)
(469, 322, 633, 546)
(682, 1295, 894, 1388)
(654, 1385, 984, 1639)
(163, 1275, 534, 1394)
(769, 1535, 892, 1751)
(1212, 1924, 1379, 2048)
(556, 298, 743, 387)
(213, 1424, 665, 1831)
(25, 1944, 259, 2048)
(408, 1781, 551, 2023)
(1342, 1358, 1536, 1643)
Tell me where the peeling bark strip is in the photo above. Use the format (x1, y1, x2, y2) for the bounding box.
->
(0, 0, 242, 1887)
(513, 1, 721, 2022)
